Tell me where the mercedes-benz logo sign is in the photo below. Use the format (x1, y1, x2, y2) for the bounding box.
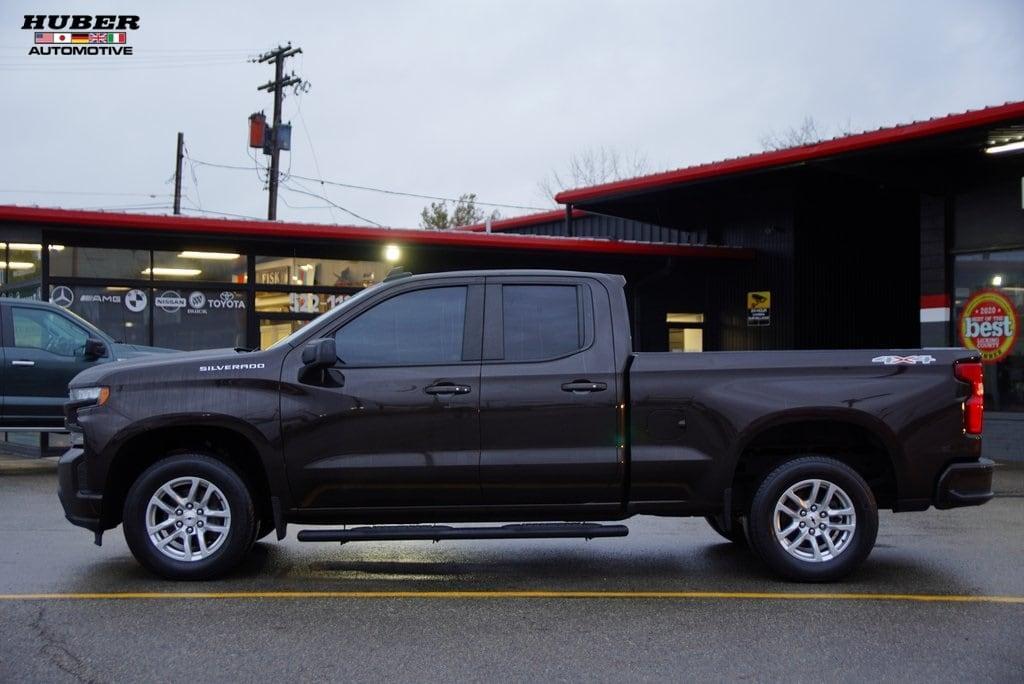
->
(124, 289, 148, 313)
(50, 286, 74, 308)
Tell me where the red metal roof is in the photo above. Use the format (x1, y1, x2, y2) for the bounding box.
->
(0, 205, 752, 260)
(555, 101, 1024, 205)
(453, 208, 587, 232)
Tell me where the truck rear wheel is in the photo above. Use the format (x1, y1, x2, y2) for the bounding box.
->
(747, 456, 878, 582)
(122, 453, 256, 580)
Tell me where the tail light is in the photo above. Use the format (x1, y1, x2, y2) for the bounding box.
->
(954, 361, 984, 435)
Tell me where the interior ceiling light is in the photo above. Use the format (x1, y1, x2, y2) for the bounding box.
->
(1, 262, 35, 269)
(142, 267, 202, 277)
(6, 243, 66, 251)
(984, 140, 1024, 154)
(177, 251, 240, 260)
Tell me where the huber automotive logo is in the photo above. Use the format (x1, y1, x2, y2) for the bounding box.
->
(22, 14, 138, 57)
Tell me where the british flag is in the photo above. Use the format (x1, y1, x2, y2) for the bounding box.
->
(88, 33, 107, 43)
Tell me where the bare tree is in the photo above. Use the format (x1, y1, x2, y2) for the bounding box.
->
(759, 116, 824, 151)
(759, 116, 858, 151)
(538, 147, 650, 202)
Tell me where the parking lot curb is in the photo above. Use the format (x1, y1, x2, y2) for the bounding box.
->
(0, 456, 59, 475)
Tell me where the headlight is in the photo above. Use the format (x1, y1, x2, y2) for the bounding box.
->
(69, 386, 110, 406)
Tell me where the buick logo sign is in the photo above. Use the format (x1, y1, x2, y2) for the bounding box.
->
(124, 289, 147, 313)
(50, 285, 74, 308)
(188, 291, 207, 309)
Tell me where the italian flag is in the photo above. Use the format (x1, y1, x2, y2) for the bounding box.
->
(107, 32, 127, 44)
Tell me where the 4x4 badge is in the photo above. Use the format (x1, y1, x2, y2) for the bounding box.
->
(871, 355, 937, 365)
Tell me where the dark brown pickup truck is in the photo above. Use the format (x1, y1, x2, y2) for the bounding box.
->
(59, 269, 993, 581)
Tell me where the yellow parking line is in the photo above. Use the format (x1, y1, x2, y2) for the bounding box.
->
(0, 590, 1022, 604)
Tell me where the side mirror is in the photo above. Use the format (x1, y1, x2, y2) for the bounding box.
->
(83, 338, 108, 360)
(301, 338, 336, 369)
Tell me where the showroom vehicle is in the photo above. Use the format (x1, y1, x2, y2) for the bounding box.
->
(0, 298, 173, 430)
(57, 270, 993, 582)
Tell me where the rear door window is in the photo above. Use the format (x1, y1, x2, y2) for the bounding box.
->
(502, 285, 582, 361)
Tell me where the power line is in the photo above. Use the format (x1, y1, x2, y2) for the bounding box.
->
(0, 188, 172, 198)
(185, 156, 547, 211)
(179, 206, 265, 220)
(292, 79, 341, 223)
(280, 180, 382, 227)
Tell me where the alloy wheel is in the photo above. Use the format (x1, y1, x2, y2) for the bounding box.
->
(145, 476, 232, 562)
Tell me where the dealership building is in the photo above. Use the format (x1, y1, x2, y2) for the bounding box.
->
(1, 101, 1022, 458)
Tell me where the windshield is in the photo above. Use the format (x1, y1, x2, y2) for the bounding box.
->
(266, 283, 383, 350)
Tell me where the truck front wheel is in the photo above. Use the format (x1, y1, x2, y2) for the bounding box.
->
(122, 453, 256, 580)
(747, 456, 878, 582)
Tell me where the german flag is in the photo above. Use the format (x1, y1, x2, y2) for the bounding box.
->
(71, 33, 90, 44)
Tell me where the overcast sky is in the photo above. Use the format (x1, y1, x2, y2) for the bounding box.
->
(2, 1, 1023, 228)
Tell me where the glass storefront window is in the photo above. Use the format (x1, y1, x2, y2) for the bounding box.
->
(6, 243, 42, 285)
(152, 250, 246, 282)
(260, 318, 309, 349)
(49, 285, 149, 345)
(255, 256, 384, 289)
(954, 249, 1024, 412)
(153, 288, 246, 350)
(0, 242, 50, 298)
(50, 246, 150, 279)
(255, 290, 358, 314)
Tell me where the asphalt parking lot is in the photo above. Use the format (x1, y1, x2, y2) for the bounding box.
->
(1, 466, 1023, 682)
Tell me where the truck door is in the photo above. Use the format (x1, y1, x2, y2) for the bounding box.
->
(281, 278, 484, 509)
(2, 304, 100, 427)
(479, 277, 622, 508)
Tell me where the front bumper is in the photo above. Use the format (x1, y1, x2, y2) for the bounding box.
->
(934, 458, 995, 509)
(57, 448, 105, 532)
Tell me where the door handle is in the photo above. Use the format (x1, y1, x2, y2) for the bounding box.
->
(11, 360, 35, 367)
(424, 383, 471, 396)
(561, 380, 607, 394)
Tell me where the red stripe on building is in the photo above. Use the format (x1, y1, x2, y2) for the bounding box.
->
(920, 294, 950, 308)
(0, 205, 753, 260)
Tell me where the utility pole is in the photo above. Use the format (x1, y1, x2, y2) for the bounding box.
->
(173, 132, 184, 215)
(254, 44, 302, 220)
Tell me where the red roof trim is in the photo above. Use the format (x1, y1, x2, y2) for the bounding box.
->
(0, 205, 753, 260)
(556, 101, 1024, 204)
(454, 208, 588, 232)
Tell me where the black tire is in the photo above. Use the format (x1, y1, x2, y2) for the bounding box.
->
(123, 453, 256, 581)
(747, 456, 878, 582)
(704, 514, 747, 544)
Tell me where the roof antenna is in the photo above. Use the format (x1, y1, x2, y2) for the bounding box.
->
(384, 266, 413, 282)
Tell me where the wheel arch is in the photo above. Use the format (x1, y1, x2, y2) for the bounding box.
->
(100, 416, 278, 530)
(728, 410, 902, 513)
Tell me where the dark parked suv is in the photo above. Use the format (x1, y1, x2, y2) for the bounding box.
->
(0, 298, 172, 430)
